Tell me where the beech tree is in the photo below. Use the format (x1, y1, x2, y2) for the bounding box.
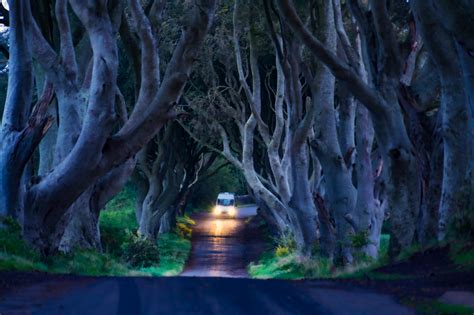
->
(183, 0, 472, 264)
(135, 122, 219, 238)
(0, 0, 217, 254)
(0, 0, 472, 264)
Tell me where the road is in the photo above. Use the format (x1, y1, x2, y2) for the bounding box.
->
(181, 205, 266, 277)
(0, 275, 415, 314)
(0, 206, 415, 314)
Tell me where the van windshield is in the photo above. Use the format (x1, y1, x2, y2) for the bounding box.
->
(217, 198, 234, 206)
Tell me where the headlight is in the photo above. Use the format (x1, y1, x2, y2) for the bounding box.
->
(213, 206, 221, 215)
(229, 207, 236, 216)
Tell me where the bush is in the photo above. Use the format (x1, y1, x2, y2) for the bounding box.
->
(175, 215, 195, 239)
(141, 233, 191, 276)
(100, 185, 138, 257)
(275, 246, 290, 257)
(350, 231, 369, 249)
(121, 232, 160, 268)
(272, 231, 297, 252)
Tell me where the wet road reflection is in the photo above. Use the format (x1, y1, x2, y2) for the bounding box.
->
(181, 206, 259, 278)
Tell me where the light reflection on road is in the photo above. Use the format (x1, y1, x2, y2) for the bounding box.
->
(210, 218, 239, 237)
(181, 206, 257, 278)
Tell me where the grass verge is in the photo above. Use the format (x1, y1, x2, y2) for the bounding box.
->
(248, 234, 391, 280)
(1, 187, 193, 277)
(140, 233, 191, 276)
(403, 298, 474, 315)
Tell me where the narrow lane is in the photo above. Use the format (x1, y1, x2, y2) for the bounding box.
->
(181, 205, 266, 278)
(0, 206, 416, 314)
(0, 276, 415, 314)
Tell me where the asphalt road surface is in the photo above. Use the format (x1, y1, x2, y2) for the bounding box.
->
(0, 206, 415, 314)
(0, 276, 415, 314)
(181, 205, 265, 277)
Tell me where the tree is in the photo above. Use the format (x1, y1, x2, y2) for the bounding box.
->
(0, 0, 217, 254)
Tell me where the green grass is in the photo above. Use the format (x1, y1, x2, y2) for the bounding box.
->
(248, 251, 332, 279)
(0, 252, 48, 272)
(47, 250, 134, 276)
(248, 234, 396, 280)
(140, 233, 191, 276)
(0, 223, 139, 276)
(413, 300, 474, 315)
(1, 185, 193, 277)
(450, 242, 474, 269)
(100, 186, 138, 257)
(0, 217, 47, 272)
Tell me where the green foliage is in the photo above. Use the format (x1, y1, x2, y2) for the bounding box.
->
(380, 234, 390, 257)
(100, 185, 138, 257)
(249, 234, 394, 280)
(271, 231, 297, 258)
(248, 252, 332, 279)
(121, 232, 160, 268)
(350, 231, 369, 248)
(0, 183, 193, 277)
(275, 246, 290, 258)
(48, 251, 132, 276)
(0, 221, 133, 276)
(141, 233, 191, 276)
(273, 231, 297, 252)
(450, 242, 474, 269)
(249, 232, 332, 279)
(188, 162, 246, 210)
(0, 252, 48, 272)
(0, 217, 40, 260)
(175, 215, 195, 239)
(0, 217, 46, 272)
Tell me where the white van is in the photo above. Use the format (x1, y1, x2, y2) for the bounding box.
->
(213, 192, 236, 217)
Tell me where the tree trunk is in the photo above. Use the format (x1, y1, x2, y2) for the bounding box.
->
(57, 159, 135, 252)
(412, 0, 472, 240)
(57, 188, 101, 251)
(278, 0, 422, 256)
(354, 105, 382, 258)
(0, 0, 34, 221)
(288, 144, 319, 255)
(419, 133, 443, 244)
(309, 0, 355, 264)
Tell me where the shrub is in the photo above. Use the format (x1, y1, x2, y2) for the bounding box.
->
(175, 215, 195, 239)
(141, 233, 191, 276)
(350, 231, 369, 248)
(273, 231, 297, 252)
(99, 185, 138, 257)
(100, 210, 137, 257)
(275, 246, 290, 257)
(121, 232, 160, 268)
